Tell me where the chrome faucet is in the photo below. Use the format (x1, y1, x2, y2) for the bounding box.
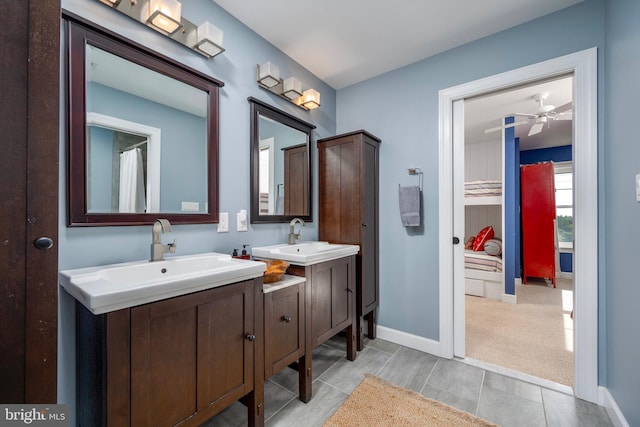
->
(150, 219, 176, 262)
(288, 218, 305, 245)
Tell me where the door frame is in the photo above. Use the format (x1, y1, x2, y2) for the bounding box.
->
(438, 48, 598, 403)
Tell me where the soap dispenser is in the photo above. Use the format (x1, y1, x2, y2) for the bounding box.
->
(240, 244, 251, 260)
(232, 249, 240, 258)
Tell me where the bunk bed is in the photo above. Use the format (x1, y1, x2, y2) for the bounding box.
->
(465, 180, 504, 299)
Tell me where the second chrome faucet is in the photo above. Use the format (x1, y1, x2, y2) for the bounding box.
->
(288, 218, 305, 245)
(151, 219, 177, 261)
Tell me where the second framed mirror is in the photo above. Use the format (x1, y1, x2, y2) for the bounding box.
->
(248, 97, 315, 223)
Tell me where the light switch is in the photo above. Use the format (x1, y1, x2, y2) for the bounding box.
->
(636, 174, 640, 202)
(237, 209, 248, 232)
(217, 212, 229, 233)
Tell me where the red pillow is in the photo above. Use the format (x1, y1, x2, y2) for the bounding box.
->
(473, 226, 494, 251)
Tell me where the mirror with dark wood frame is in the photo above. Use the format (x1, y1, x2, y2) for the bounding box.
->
(248, 97, 315, 224)
(66, 14, 223, 226)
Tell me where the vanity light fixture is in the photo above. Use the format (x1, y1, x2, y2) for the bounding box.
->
(194, 21, 225, 58)
(96, 0, 225, 59)
(300, 89, 321, 109)
(146, 0, 183, 35)
(258, 62, 280, 88)
(257, 62, 321, 110)
(282, 77, 303, 100)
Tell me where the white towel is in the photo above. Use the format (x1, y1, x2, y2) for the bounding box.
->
(399, 185, 421, 227)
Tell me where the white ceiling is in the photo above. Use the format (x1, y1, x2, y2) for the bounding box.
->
(213, 0, 582, 90)
(213, 0, 578, 150)
(465, 75, 573, 150)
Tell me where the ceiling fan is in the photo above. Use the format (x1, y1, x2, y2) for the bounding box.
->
(484, 92, 572, 136)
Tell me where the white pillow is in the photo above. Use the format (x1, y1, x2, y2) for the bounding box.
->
(484, 238, 502, 256)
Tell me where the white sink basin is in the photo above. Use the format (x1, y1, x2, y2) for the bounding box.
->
(59, 253, 266, 314)
(252, 241, 359, 266)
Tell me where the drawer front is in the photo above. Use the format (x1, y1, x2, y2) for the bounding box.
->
(264, 283, 304, 378)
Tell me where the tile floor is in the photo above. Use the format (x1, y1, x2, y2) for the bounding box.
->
(202, 335, 613, 427)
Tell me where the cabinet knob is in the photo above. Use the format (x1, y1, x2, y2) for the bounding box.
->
(282, 315, 292, 323)
(34, 237, 54, 250)
(347, 288, 354, 293)
(245, 334, 256, 341)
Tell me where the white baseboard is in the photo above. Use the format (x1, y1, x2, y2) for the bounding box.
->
(599, 386, 630, 427)
(558, 271, 574, 280)
(376, 325, 446, 358)
(501, 293, 517, 304)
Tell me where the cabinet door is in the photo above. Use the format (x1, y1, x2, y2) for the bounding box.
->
(311, 257, 354, 346)
(130, 281, 253, 426)
(359, 140, 378, 314)
(283, 144, 309, 216)
(264, 283, 304, 378)
(318, 137, 360, 244)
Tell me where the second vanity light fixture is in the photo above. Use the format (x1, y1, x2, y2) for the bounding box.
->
(98, 0, 225, 59)
(257, 62, 321, 110)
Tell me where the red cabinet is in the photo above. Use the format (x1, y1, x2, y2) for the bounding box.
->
(521, 162, 557, 287)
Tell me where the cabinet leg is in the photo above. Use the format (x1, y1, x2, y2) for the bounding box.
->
(246, 388, 264, 427)
(366, 310, 377, 340)
(346, 323, 356, 361)
(356, 315, 365, 351)
(298, 353, 312, 403)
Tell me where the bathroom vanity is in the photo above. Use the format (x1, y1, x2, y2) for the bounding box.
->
(61, 254, 267, 427)
(253, 241, 359, 402)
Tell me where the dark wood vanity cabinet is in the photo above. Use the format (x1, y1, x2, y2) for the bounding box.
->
(287, 255, 357, 401)
(317, 130, 381, 351)
(77, 278, 265, 427)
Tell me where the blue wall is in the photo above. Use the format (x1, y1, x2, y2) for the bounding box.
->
(604, 0, 640, 425)
(336, 0, 604, 340)
(504, 119, 518, 294)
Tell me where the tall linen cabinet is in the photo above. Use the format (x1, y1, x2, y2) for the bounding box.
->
(317, 130, 381, 351)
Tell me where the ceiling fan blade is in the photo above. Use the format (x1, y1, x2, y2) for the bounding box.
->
(511, 112, 537, 118)
(554, 101, 572, 113)
(484, 120, 529, 134)
(528, 122, 544, 136)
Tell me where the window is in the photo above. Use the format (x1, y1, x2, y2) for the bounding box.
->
(554, 162, 573, 249)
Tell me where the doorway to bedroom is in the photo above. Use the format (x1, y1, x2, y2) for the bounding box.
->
(438, 48, 598, 403)
(461, 75, 575, 388)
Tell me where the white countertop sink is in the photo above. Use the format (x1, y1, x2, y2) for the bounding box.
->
(252, 241, 359, 266)
(59, 252, 266, 315)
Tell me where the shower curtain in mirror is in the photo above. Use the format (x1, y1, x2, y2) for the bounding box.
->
(119, 147, 146, 213)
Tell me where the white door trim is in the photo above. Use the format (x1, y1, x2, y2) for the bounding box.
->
(437, 47, 598, 403)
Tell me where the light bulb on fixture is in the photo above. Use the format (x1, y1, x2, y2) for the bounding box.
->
(99, 0, 122, 5)
(194, 21, 224, 58)
(301, 89, 320, 109)
(146, 0, 183, 35)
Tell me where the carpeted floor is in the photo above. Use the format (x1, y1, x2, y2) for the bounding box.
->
(465, 277, 574, 386)
(324, 375, 498, 427)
